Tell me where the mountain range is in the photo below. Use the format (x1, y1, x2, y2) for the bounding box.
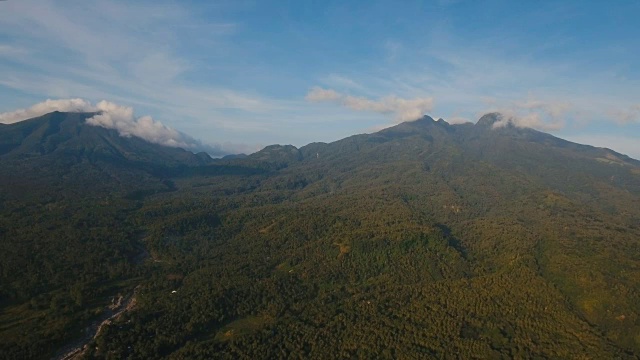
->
(1, 111, 639, 359)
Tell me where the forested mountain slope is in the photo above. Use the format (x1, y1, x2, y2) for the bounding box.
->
(1, 112, 639, 359)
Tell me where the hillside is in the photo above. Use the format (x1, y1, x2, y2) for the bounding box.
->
(1, 112, 640, 359)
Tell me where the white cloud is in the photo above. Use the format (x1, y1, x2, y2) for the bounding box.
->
(130, 52, 189, 85)
(0, 1, 284, 138)
(321, 74, 363, 91)
(609, 104, 640, 125)
(0, 44, 28, 57)
(306, 87, 434, 122)
(491, 112, 565, 132)
(306, 87, 341, 102)
(0, 99, 232, 155)
(515, 99, 571, 119)
(1, 0, 637, 151)
(347, 30, 639, 134)
(0, 99, 95, 124)
(483, 97, 569, 132)
(86, 101, 197, 149)
(447, 116, 471, 125)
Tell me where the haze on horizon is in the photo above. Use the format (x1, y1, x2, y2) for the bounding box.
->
(0, 0, 638, 158)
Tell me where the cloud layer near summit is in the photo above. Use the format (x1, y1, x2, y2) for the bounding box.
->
(0, 1, 638, 158)
(0, 99, 95, 124)
(306, 87, 434, 123)
(0, 99, 228, 155)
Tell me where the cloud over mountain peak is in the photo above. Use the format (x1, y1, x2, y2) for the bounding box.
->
(306, 87, 434, 123)
(0, 98, 226, 154)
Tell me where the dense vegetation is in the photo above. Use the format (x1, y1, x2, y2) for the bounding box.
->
(1, 112, 640, 359)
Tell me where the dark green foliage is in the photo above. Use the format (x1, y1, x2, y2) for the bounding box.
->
(1, 112, 640, 359)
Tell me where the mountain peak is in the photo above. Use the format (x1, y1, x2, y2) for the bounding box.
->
(475, 112, 505, 128)
(413, 114, 437, 124)
(0, 111, 212, 166)
(249, 144, 302, 164)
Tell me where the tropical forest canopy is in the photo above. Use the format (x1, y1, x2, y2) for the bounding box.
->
(1, 112, 640, 359)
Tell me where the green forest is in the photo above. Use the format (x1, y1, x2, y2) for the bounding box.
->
(1, 113, 640, 359)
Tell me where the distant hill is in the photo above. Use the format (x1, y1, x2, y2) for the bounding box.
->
(1, 112, 640, 359)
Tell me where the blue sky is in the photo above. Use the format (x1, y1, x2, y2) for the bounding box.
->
(0, 0, 639, 158)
